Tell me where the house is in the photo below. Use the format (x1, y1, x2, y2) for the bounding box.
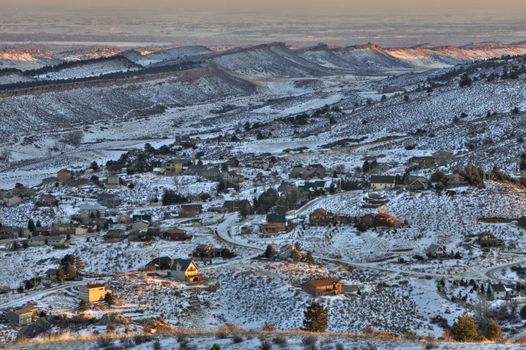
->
(0, 226, 22, 240)
(1, 194, 22, 207)
(168, 259, 203, 282)
(478, 232, 503, 248)
(356, 212, 402, 230)
(27, 236, 47, 247)
(407, 156, 436, 170)
(334, 214, 352, 224)
(75, 226, 89, 235)
(51, 223, 75, 235)
(79, 283, 111, 303)
(5, 304, 39, 326)
(104, 229, 127, 242)
(57, 169, 73, 183)
(259, 213, 288, 235)
(309, 208, 333, 226)
(425, 244, 447, 259)
(97, 193, 121, 208)
(180, 204, 202, 218)
(407, 176, 428, 191)
(252, 160, 271, 170)
(290, 164, 326, 180)
(132, 214, 152, 223)
(193, 244, 233, 259)
(223, 200, 252, 214)
(27, 235, 65, 248)
(488, 283, 513, 300)
(432, 150, 454, 166)
(164, 161, 184, 176)
(144, 256, 174, 271)
(240, 225, 253, 235)
(47, 235, 67, 247)
(131, 220, 150, 232)
(221, 171, 245, 184)
(160, 228, 191, 241)
(223, 158, 240, 169)
(106, 175, 121, 189)
(128, 231, 154, 243)
(369, 175, 397, 191)
(302, 181, 326, 193)
(79, 204, 106, 220)
(445, 173, 468, 188)
(199, 166, 223, 182)
(301, 277, 342, 297)
(35, 194, 59, 207)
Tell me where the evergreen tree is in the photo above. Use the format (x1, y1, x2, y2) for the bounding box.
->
(74, 256, 85, 275)
(451, 314, 482, 342)
(485, 319, 503, 341)
(459, 74, 473, 88)
(264, 244, 276, 259)
(105, 292, 114, 306)
(302, 301, 328, 332)
(57, 268, 65, 284)
(304, 251, 314, 265)
(27, 219, 36, 233)
(64, 262, 77, 280)
(90, 161, 99, 171)
(79, 299, 89, 311)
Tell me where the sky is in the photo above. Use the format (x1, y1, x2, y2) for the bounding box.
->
(0, 0, 525, 47)
(2, 0, 525, 16)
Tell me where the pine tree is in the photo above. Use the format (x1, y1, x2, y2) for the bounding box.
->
(57, 268, 65, 284)
(27, 219, 35, 233)
(105, 292, 114, 306)
(79, 299, 89, 311)
(64, 262, 77, 280)
(302, 301, 328, 332)
(451, 314, 481, 342)
(485, 319, 503, 341)
(304, 251, 314, 265)
(459, 74, 473, 88)
(74, 256, 85, 275)
(264, 244, 276, 259)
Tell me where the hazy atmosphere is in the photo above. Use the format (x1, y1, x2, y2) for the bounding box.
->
(0, 0, 525, 47)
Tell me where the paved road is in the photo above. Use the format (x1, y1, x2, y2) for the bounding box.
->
(0, 281, 85, 309)
(214, 211, 525, 283)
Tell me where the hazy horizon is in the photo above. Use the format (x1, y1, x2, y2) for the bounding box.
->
(0, 0, 525, 48)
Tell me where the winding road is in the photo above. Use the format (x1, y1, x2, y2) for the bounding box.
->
(214, 199, 526, 283)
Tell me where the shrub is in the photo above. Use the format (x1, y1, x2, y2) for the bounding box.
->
(302, 335, 318, 350)
(451, 314, 483, 342)
(232, 334, 244, 343)
(485, 319, 504, 341)
(272, 335, 288, 348)
(259, 340, 272, 350)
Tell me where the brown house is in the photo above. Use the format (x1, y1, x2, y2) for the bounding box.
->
(259, 214, 289, 236)
(36, 194, 59, 207)
(446, 173, 468, 188)
(180, 204, 203, 217)
(223, 200, 253, 214)
(478, 232, 504, 248)
(309, 208, 333, 226)
(160, 228, 192, 241)
(301, 277, 342, 297)
(407, 156, 436, 170)
(57, 169, 73, 183)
